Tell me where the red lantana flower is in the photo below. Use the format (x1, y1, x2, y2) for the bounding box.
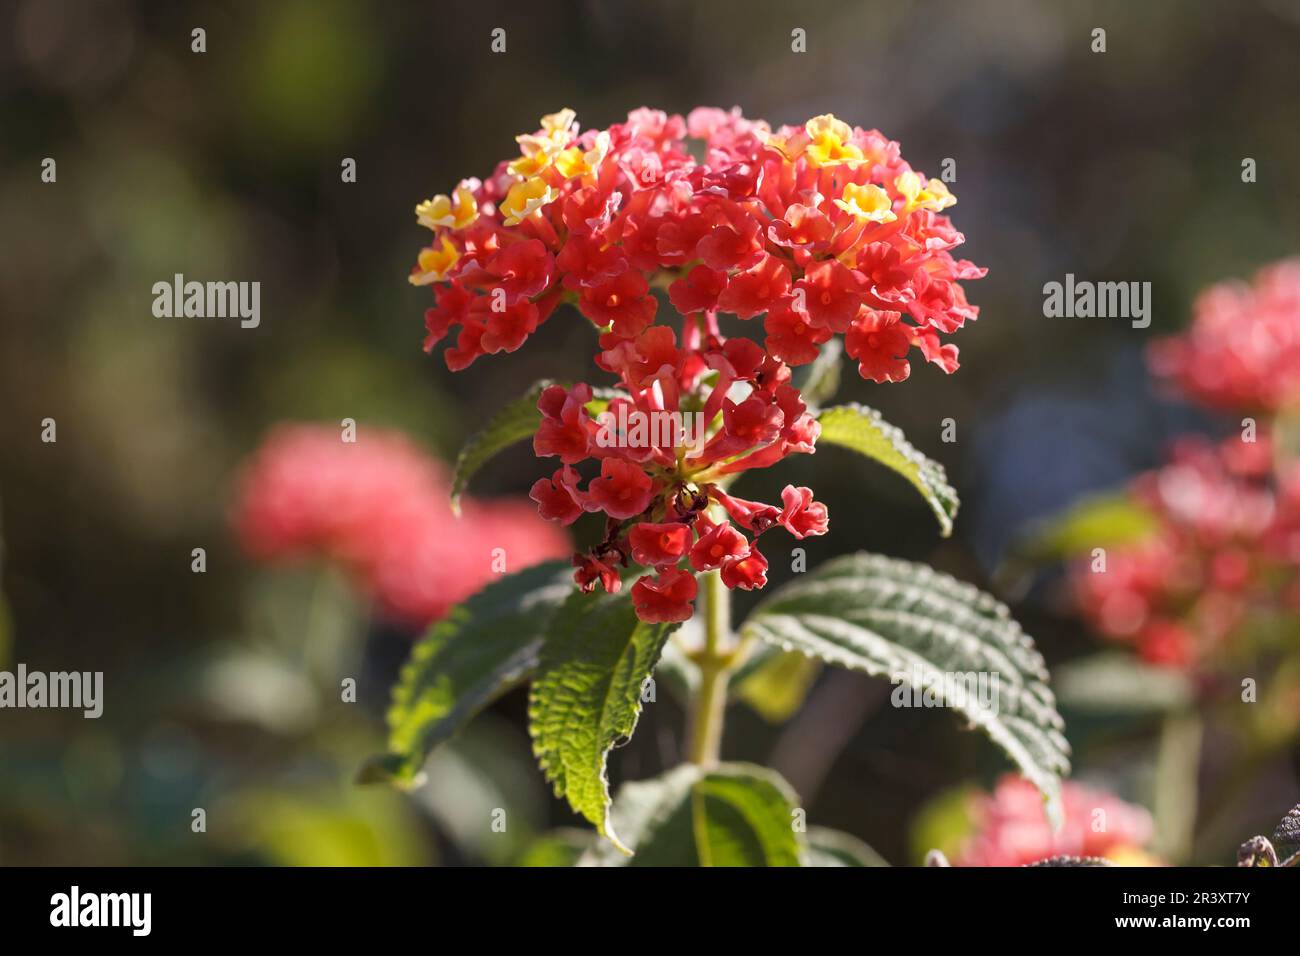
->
(954, 776, 1158, 867)
(410, 107, 986, 621)
(632, 568, 699, 623)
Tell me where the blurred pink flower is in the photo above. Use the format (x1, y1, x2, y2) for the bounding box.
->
(231, 424, 569, 629)
(1071, 434, 1300, 668)
(1150, 258, 1300, 412)
(955, 775, 1157, 867)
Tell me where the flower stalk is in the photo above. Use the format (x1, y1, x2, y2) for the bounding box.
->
(686, 569, 732, 768)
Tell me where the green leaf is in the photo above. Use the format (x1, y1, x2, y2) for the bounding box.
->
(1054, 652, 1193, 716)
(580, 763, 805, 866)
(815, 403, 958, 536)
(741, 552, 1071, 824)
(792, 337, 842, 410)
(528, 590, 679, 854)
(360, 560, 573, 785)
(1019, 494, 1160, 560)
(449, 379, 555, 514)
(513, 828, 592, 867)
(689, 768, 804, 866)
(805, 826, 889, 866)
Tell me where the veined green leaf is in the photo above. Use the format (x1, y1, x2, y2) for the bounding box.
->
(815, 403, 958, 536)
(580, 763, 805, 866)
(359, 560, 573, 785)
(528, 590, 678, 854)
(741, 552, 1070, 824)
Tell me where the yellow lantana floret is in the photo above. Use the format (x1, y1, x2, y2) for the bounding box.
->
(803, 113, 865, 168)
(512, 107, 579, 174)
(415, 184, 479, 230)
(409, 235, 461, 286)
(833, 182, 897, 223)
(806, 114, 853, 143)
(500, 176, 558, 225)
(540, 108, 577, 137)
(554, 130, 612, 180)
(508, 147, 553, 178)
(895, 171, 957, 212)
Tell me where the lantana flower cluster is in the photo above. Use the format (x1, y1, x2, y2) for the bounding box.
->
(1071, 434, 1300, 666)
(1073, 261, 1300, 668)
(953, 775, 1158, 867)
(1149, 259, 1300, 412)
(410, 107, 984, 621)
(232, 425, 568, 628)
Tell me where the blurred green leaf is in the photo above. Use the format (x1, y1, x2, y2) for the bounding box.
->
(910, 784, 979, 865)
(1020, 494, 1160, 561)
(417, 717, 549, 864)
(1054, 652, 1193, 715)
(742, 552, 1070, 825)
(816, 403, 958, 536)
(805, 825, 889, 866)
(529, 590, 678, 854)
(514, 828, 592, 867)
(733, 648, 821, 724)
(580, 763, 805, 866)
(362, 560, 573, 785)
(199, 651, 321, 734)
(230, 785, 428, 867)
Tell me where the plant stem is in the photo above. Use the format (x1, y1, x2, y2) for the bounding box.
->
(1153, 710, 1203, 863)
(687, 569, 731, 769)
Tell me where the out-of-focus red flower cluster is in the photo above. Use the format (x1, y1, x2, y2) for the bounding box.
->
(231, 425, 569, 630)
(954, 775, 1158, 867)
(1150, 259, 1300, 413)
(410, 108, 984, 621)
(1072, 434, 1300, 667)
(1071, 261, 1300, 668)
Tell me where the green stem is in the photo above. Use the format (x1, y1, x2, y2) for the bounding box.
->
(1153, 710, 1203, 863)
(687, 570, 732, 769)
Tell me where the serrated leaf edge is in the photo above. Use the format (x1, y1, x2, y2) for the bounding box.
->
(816, 402, 958, 536)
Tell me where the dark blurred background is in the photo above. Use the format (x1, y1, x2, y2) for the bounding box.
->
(2, 0, 1299, 865)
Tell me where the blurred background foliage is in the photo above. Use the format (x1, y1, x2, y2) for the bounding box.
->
(1, 0, 1299, 865)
